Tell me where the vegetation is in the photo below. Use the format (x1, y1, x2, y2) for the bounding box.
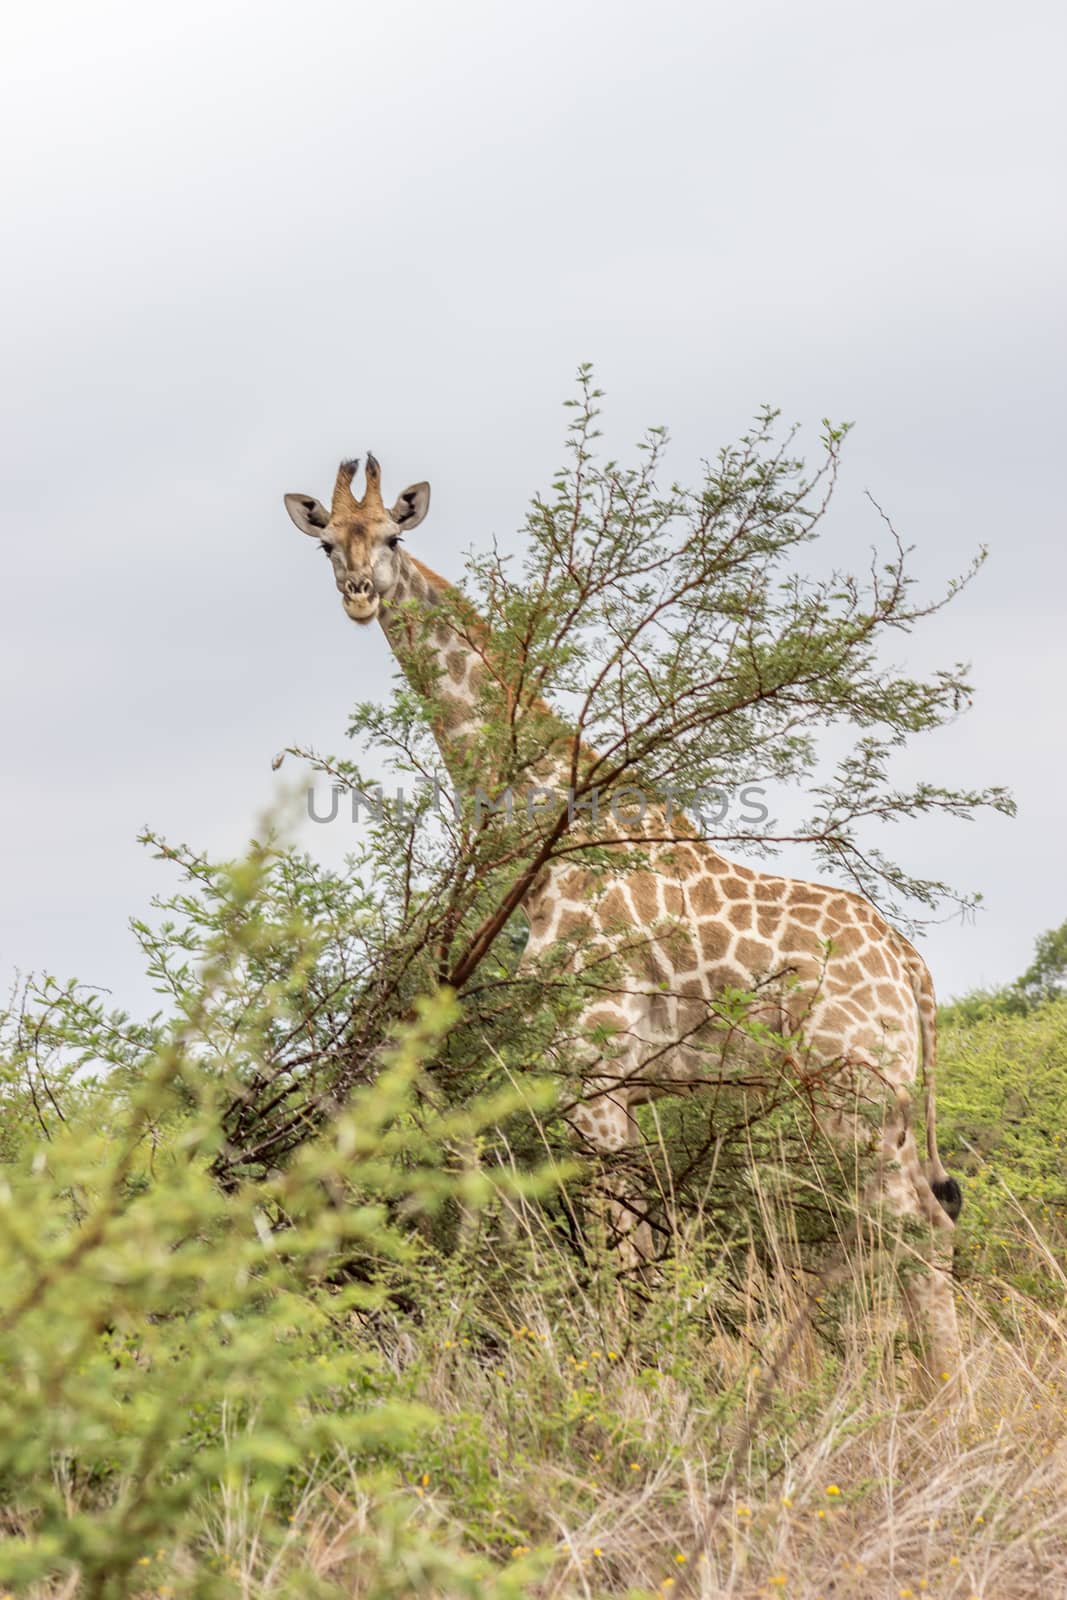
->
(3, 382, 1064, 1597)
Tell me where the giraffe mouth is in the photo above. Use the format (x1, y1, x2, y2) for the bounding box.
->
(342, 595, 381, 624)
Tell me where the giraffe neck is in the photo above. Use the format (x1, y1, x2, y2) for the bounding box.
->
(378, 551, 580, 796)
(376, 553, 735, 863)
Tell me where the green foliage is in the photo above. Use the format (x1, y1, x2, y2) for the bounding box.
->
(1017, 918, 1067, 1008)
(938, 995, 1067, 1299)
(933, 916, 1067, 1300)
(0, 859, 554, 1597)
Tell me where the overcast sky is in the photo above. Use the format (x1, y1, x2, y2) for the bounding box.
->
(2, 0, 1065, 1017)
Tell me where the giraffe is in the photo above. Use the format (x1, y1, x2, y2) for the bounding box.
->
(284, 455, 964, 1384)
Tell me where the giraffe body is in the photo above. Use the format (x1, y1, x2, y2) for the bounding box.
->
(524, 847, 960, 1380)
(284, 456, 962, 1383)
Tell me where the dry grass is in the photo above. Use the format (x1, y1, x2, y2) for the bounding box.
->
(173, 1310, 1067, 1600)
(30, 1269, 1060, 1596)
(403, 1284, 1067, 1598)
(252, 1345, 1063, 1597)
(18, 1182, 1067, 1600)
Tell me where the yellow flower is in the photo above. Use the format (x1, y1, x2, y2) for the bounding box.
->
(769, 1578, 787, 1588)
(593, 1547, 603, 1557)
(949, 1556, 960, 1566)
(137, 1558, 152, 1567)
(512, 1544, 530, 1558)
(736, 1503, 752, 1517)
(781, 1496, 793, 1508)
(629, 1461, 641, 1471)
(675, 1552, 687, 1563)
(816, 1509, 826, 1520)
(825, 1485, 841, 1496)
(421, 1473, 430, 1486)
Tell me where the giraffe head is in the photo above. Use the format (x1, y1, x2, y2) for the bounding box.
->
(284, 455, 430, 624)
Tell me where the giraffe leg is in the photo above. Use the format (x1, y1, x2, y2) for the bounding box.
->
(603, 1113, 658, 1278)
(873, 1110, 961, 1391)
(566, 1078, 657, 1277)
(898, 1247, 959, 1392)
(559, 993, 664, 1276)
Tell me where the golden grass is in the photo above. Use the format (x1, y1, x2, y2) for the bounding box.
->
(21, 1197, 1067, 1599)
(172, 1311, 1067, 1599)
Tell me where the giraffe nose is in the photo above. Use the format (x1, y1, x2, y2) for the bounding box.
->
(344, 576, 373, 600)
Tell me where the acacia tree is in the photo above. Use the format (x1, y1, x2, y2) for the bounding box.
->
(22, 373, 1012, 1227)
(184, 370, 1005, 1185)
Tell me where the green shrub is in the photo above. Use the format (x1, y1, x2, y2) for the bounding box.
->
(0, 854, 553, 1598)
(939, 996, 1067, 1298)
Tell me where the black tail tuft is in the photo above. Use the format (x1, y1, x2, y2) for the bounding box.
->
(931, 1175, 963, 1222)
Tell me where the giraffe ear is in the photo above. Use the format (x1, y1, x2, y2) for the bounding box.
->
(391, 481, 430, 532)
(284, 493, 330, 537)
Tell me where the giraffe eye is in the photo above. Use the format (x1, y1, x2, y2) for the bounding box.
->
(320, 541, 334, 555)
(386, 534, 402, 551)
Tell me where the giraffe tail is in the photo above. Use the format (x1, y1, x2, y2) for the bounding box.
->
(909, 954, 962, 1223)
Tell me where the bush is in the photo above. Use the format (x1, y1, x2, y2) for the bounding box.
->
(0, 854, 554, 1598)
(938, 996, 1067, 1300)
